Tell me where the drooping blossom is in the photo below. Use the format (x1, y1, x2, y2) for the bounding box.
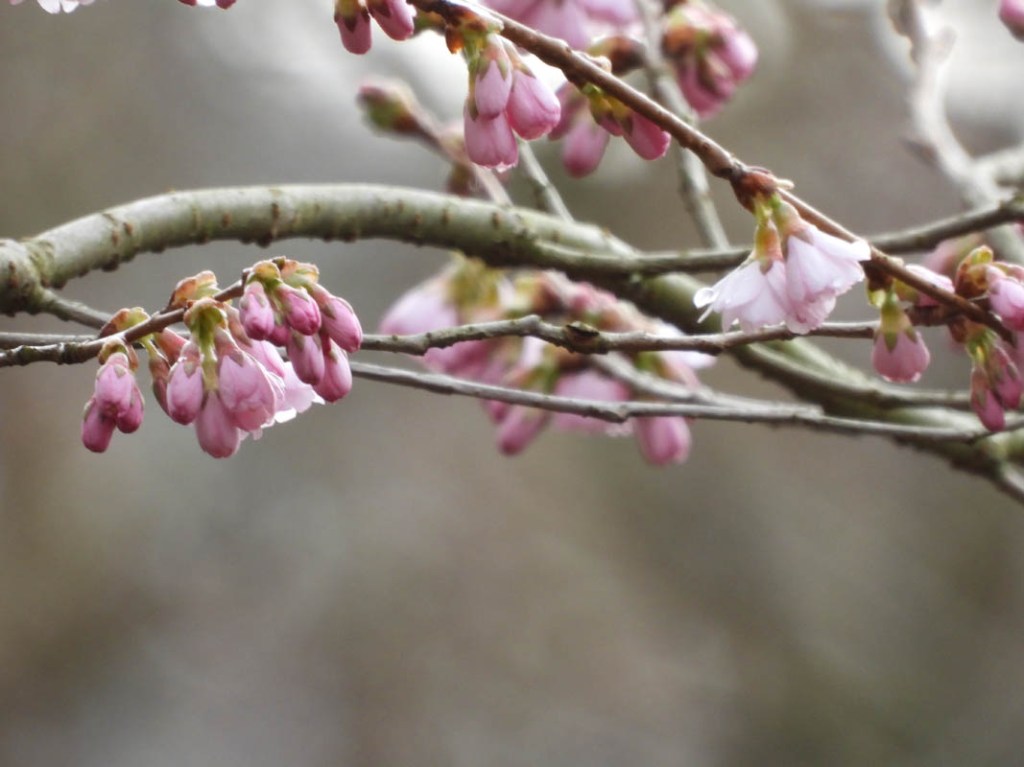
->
(694, 258, 792, 333)
(81, 349, 145, 453)
(967, 334, 1023, 432)
(662, 0, 757, 118)
(695, 194, 869, 333)
(333, 0, 414, 55)
(634, 416, 691, 465)
(1000, 0, 1024, 40)
(11, 0, 94, 12)
(379, 262, 508, 376)
(382, 262, 713, 466)
(482, 0, 635, 49)
(549, 84, 669, 176)
(872, 327, 931, 383)
(463, 37, 562, 169)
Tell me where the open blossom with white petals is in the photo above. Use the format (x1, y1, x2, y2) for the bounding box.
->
(694, 258, 792, 333)
(12, 0, 94, 12)
(695, 195, 869, 334)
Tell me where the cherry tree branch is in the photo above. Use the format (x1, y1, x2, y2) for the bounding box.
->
(891, 0, 1024, 263)
(349, 360, 1007, 443)
(633, 0, 729, 249)
(409, 0, 1007, 333)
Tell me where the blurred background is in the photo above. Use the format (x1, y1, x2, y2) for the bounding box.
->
(3, 1, 1024, 764)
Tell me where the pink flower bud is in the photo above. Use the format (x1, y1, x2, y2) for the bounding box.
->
(506, 70, 561, 140)
(496, 406, 549, 455)
(984, 342, 1023, 411)
(634, 417, 691, 465)
(872, 328, 931, 383)
(81, 399, 116, 453)
(551, 370, 631, 434)
(971, 367, 1006, 431)
(986, 267, 1024, 331)
(314, 339, 354, 403)
(473, 37, 513, 119)
(312, 286, 363, 352)
(561, 118, 610, 177)
(620, 112, 670, 160)
(1000, 0, 1024, 40)
(93, 352, 135, 411)
(464, 107, 518, 170)
(166, 342, 205, 425)
(240, 281, 277, 341)
(335, 0, 373, 55)
(116, 387, 144, 434)
(367, 0, 414, 41)
(275, 284, 322, 336)
(217, 349, 280, 432)
(195, 395, 242, 458)
(287, 331, 326, 385)
(149, 354, 171, 416)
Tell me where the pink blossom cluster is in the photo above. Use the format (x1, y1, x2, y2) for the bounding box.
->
(482, 0, 636, 50)
(950, 246, 1024, 429)
(82, 259, 362, 458)
(968, 334, 1023, 432)
(334, 0, 415, 54)
(661, 0, 757, 118)
(695, 194, 870, 334)
(380, 260, 713, 464)
(889, 242, 1024, 430)
(82, 347, 144, 452)
(463, 34, 562, 169)
(549, 83, 670, 177)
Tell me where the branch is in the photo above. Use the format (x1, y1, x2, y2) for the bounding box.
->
(0, 184, 636, 315)
(892, 0, 1024, 263)
(634, 0, 729, 249)
(349, 360, 1004, 442)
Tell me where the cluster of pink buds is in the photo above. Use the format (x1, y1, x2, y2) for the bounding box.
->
(82, 342, 145, 452)
(967, 332, 1023, 431)
(483, 0, 636, 50)
(462, 34, 562, 169)
(1001, 0, 1024, 40)
(661, 0, 757, 118)
(549, 83, 670, 177)
(81, 258, 362, 458)
(334, 0, 415, 54)
(695, 193, 870, 334)
(944, 245, 1024, 430)
(10, 0, 94, 11)
(380, 259, 713, 464)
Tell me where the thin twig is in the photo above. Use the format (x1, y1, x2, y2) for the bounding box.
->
(35, 289, 110, 329)
(349, 359, 998, 442)
(516, 139, 573, 220)
(634, 0, 729, 249)
(893, 0, 1024, 263)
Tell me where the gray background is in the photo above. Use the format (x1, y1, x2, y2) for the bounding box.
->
(1, 1, 1024, 764)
